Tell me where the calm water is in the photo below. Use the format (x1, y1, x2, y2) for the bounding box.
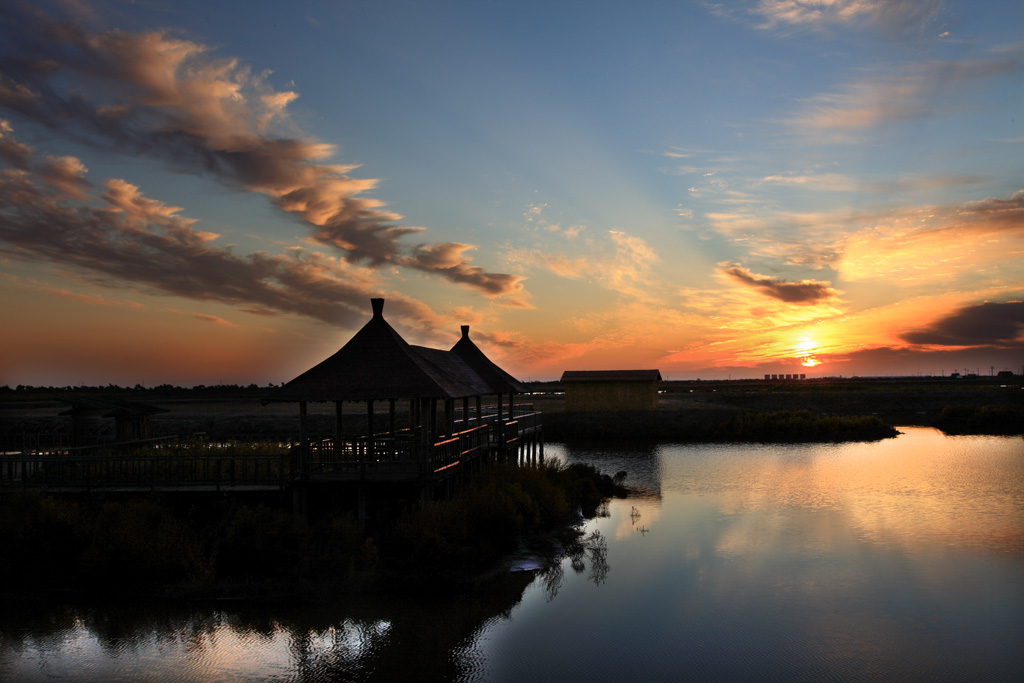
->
(2, 428, 1022, 682)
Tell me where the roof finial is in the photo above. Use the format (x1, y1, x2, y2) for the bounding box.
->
(371, 298, 384, 318)
(461, 325, 470, 338)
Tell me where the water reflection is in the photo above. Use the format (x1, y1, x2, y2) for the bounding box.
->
(539, 529, 611, 602)
(552, 428, 1024, 554)
(1, 573, 536, 682)
(484, 428, 1023, 682)
(2, 428, 1022, 682)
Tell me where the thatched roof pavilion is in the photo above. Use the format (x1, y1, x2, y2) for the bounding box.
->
(272, 299, 491, 402)
(269, 299, 529, 464)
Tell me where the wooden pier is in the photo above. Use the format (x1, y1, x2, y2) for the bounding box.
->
(0, 410, 544, 513)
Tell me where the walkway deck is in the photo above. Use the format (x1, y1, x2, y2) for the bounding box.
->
(0, 412, 543, 495)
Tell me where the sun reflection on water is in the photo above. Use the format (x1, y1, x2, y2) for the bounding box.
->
(657, 428, 1024, 554)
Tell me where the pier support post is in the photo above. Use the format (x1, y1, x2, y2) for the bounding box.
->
(292, 482, 309, 522)
(334, 401, 344, 452)
(357, 484, 367, 523)
(298, 401, 309, 478)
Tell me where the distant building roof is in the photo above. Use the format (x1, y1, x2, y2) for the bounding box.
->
(270, 299, 522, 402)
(560, 370, 662, 383)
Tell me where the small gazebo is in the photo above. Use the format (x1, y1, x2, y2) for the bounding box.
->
(58, 396, 167, 446)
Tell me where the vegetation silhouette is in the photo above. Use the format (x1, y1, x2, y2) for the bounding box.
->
(1, 462, 624, 598)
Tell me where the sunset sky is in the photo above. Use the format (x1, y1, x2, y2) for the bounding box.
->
(2, 0, 1022, 386)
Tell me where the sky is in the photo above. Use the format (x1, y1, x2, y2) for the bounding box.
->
(1, 0, 1022, 386)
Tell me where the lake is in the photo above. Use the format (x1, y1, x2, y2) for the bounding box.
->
(2, 427, 1022, 681)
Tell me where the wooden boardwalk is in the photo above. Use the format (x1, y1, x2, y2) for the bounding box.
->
(0, 412, 543, 496)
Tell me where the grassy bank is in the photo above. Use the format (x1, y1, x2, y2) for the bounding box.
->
(543, 409, 900, 443)
(0, 462, 625, 600)
(931, 404, 1024, 435)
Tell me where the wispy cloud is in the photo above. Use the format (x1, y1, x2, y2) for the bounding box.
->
(397, 243, 529, 307)
(760, 173, 860, 192)
(749, 0, 944, 34)
(167, 310, 239, 328)
(837, 188, 1024, 284)
(510, 229, 661, 300)
(0, 7, 524, 302)
(5, 274, 143, 310)
(785, 58, 1021, 139)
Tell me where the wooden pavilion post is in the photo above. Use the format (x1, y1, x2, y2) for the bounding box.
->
(444, 399, 454, 437)
(334, 401, 343, 458)
(429, 399, 438, 442)
(294, 400, 310, 521)
(462, 397, 470, 431)
(419, 397, 430, 457)
(298, 401, 309, 477)
(366, 399, 374, 459)
(475, 395, 482, 426)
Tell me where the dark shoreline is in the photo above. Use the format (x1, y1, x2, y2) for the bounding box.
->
(0, 462, 626, 603)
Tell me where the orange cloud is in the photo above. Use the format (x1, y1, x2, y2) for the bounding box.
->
(0, 11, 523, 301)
(837, 189, 1024, 286)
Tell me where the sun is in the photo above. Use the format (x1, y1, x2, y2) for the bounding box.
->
(795, 339, 817, 355)
(795, 338, 822, 367)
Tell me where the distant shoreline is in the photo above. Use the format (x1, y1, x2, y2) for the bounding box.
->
(3, 376, 1021, 443)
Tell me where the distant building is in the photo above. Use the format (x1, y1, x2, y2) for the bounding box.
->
(58, 396, 167, 446)
(560, 370, 662, 411)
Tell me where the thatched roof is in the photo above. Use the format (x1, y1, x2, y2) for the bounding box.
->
(560, 370, 662, 383)
(451, 326, 528, 394)
(270, 299, 510, 402)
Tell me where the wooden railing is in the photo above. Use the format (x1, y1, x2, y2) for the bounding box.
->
(1, 412, 543, 491)
(430, 423, 490, 473)
(301, 422, 493, 477)
(1, 451, 290, 491)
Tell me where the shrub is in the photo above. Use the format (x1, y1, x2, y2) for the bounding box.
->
(216, 505, 311, 580)
(77, 500, 195, 586)
(0, 495, 88, 584)
(935, 405, 1024, 435)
